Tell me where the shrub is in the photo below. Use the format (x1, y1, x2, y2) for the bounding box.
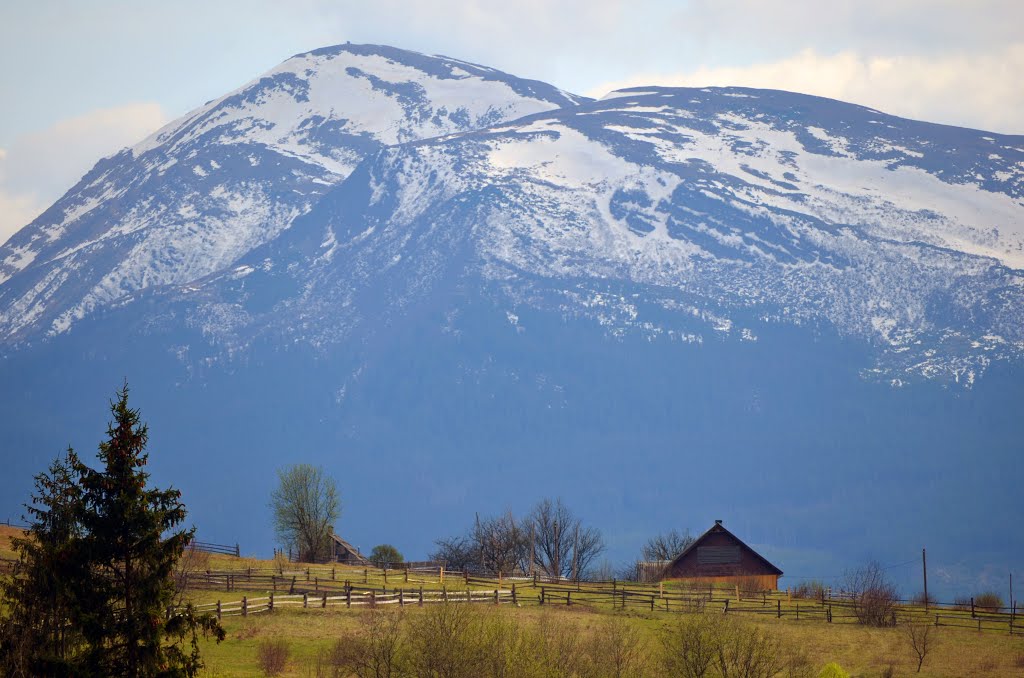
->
(974, 592, 1004, 612)
(660, 612, 722, 678)
(817, 662, 850, 678)
(952, 595, 971, 611)
(582, 614, 648, 678)
(256, 638, 290, 676)
(660, 614, 780, 678)
(842, 561, 899, 626)
(910, 591, 936, 607)
(403, 603, 486, 678)
(792, 580, 827, 600)
(331, 610, 404, 678)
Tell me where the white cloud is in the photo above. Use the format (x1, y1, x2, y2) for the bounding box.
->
(585, 45, 1024, 134)
(0, 102, 167, 246)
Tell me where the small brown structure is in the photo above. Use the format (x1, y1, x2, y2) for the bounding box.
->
(662, 520, 782, 590)
(330, 533, 369, 566)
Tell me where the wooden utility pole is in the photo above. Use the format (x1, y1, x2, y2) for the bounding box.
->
(922, 548, 929, 612)
(529, 523, 536, 577)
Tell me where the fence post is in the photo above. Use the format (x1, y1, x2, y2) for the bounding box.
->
(399, 589, 404, 607)
(650, 595, 655, 611)
(762, 591, 766, 607)
(724, 599, 729, 614)
(828, 605, 832, 623)
(533, 572, 538, 588)
(567, 590, 572, 606)
(364, 568, 368, 584)
(796, 603, 799, 620)
(384, 568, 388, 584)
(495, 589, 499, 605)
(443, 586, 448, 602)
(303, 592, 308, 608)
(346, 583, 351, 608)
(971, 597, 975, 618)
(242, 596, 248, 617)
(322, 593, 327, 608)
(290, 576, 296, 594)
(512, 584, 518, 606)
(935, 613, 939, 627)
(777, 600, 781, 619)
(315, 577, 319, 593)
(540, 587, 545, 605)
(735, 584, 740, 602)
(419, 586, 424, 606)
(440, 566, 445, 584)
(332, 567, 335, 581)
(272, 575, 277, 593)
(370, 590, 376, 609)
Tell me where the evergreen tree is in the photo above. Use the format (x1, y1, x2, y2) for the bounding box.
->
(0, 450, 87, 676)
(72, 383, 224, 676)
(1, 383, 224, 676)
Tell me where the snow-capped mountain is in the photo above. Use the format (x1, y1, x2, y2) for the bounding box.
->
(0, 45, 1021, 594)
(164, 86, 1024, 384)
(0, 43, 583, 342)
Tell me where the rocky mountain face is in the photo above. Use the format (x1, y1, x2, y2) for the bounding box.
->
(1, 45, 1021, 595)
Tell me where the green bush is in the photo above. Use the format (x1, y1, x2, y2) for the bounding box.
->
(369, 544, 404, 568)
(817, 662, 849, 678)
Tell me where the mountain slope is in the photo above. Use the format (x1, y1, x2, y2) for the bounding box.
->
(171, 86, 1024, 383)
(0, 43, 584, 342)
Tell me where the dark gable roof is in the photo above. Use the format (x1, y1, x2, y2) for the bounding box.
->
(331, 533, 368, 563)
(669, 521, 783, 576)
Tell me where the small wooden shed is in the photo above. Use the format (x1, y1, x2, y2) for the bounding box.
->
(662, 520, 782, 590)
(330, 533, 369, 566)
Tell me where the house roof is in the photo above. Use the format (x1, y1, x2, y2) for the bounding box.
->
(668, 520, 783, 576)
(331, 533, 368, 563)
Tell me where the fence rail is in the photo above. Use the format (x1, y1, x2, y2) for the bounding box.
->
(171, 564, 1023, 636)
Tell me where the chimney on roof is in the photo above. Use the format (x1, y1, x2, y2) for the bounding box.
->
(715, 519, 723, 525)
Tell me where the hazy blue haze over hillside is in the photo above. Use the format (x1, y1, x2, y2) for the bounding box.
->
(1, 44, 1021, 598)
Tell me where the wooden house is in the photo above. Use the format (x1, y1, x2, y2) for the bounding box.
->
(661, 520, 782, 590)
(330, 533, 369, 566)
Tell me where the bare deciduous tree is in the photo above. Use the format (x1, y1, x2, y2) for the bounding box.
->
(472, 511, 529, 575)
(270, 464, 339, 563)
(429, 535, 474, 572)
(903, 623, 937, 673)
(525, 498, 604, 579)
(642, 528, 694, 561)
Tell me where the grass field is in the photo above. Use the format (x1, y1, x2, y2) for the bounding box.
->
(3, 538, 1022, 676)
(179, 555, 1024, 677)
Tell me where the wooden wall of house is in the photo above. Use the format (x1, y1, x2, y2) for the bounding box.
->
(663, 573, 780, 591)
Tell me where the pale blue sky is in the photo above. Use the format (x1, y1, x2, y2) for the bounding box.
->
(1, 0, 1021, 243)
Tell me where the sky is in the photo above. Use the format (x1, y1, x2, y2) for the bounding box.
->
(1, 0, 1021, 246)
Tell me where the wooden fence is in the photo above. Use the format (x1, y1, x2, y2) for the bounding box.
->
(173, 564, 1024, 636)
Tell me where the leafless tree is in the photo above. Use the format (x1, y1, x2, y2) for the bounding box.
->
(842, 560, 899, 626)
(642, 528, 694, 561)
(524, 498, 604, 579)
(429, 536, 475, 572)
(903, 622, 937, 673)
(471, 511, 530, 575)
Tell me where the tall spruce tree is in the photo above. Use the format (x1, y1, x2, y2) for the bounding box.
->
(1, 384, 224, 676)
(72, 383, 223, 676)
(0, 450, 87, 676)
